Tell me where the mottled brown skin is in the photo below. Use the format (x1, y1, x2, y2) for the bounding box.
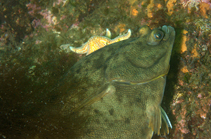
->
(56, 25, 175, 139)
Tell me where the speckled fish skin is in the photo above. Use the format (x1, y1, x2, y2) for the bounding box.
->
(56, 25, 175, 139)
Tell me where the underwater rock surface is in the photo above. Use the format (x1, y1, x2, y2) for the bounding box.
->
(1, 0, 210, 138)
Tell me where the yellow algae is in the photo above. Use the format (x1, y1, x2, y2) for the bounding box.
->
(114, 23, 126, 33)
(199, 2, 210, 18)
(129, 0, 139, 17)
(147, 0, 154, 18)
(166, 0, 176, 15)
(157, 3, 163, 9)
(181, 66, 189, 73)
(146, 1, 163, 17)
(131, 7, 138, 17)
(191, 44, 200, 58)
(181, 30, 188, 53)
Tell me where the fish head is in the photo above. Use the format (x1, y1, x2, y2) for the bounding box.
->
(106, 25, 175, 84)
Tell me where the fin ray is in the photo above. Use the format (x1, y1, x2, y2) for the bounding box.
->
(161, 106, 172, 134)
(148, 106, 172, 135)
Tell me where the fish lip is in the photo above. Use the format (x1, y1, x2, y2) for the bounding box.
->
(162, 25, 175, 34)
(162, 25, 175, 41)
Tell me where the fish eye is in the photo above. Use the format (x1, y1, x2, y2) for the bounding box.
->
(147, 30, 164, 45)
(154, 33, 163, 40)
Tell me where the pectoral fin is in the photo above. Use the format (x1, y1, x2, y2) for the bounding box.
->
(148, 106, 172, 135)
(148, 106, 162, 135)
(71, 84, 116, 112)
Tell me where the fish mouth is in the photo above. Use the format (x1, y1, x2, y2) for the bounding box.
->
(162, 25, 175, 41)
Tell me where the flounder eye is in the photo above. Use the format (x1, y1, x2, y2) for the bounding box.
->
(147, 30, 164, 45)
(154, 33, 163, 40)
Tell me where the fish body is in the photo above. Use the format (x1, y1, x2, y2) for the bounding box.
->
(56, 25, 175, 138)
